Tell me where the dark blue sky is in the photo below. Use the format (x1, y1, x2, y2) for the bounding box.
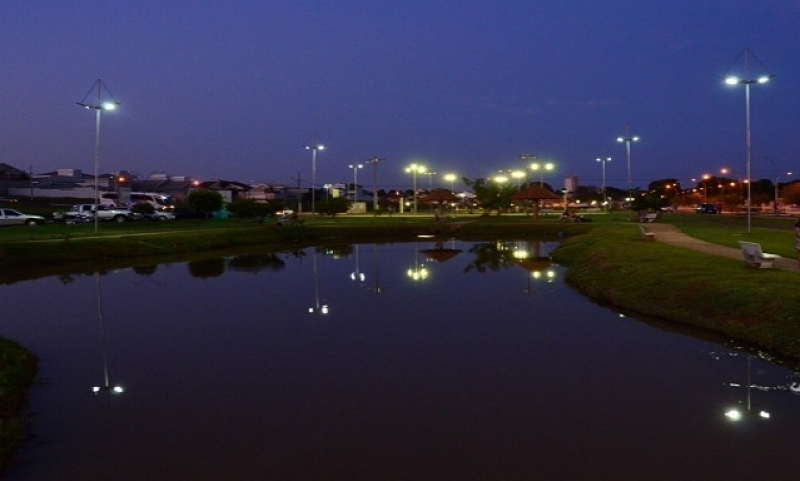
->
(1, 1, 798, 192)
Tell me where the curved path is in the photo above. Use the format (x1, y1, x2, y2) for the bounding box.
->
(644, 223, 799, 273)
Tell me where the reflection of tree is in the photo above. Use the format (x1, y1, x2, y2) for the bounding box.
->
(188, 258, 226, 279)
(228, 253, 286, 273)
(315, 244, 354, 258)
(58, 273, 78, 285)
(132, 265, 158, 276)
(463, 242, 517, 273)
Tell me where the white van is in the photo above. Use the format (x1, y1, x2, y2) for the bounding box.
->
(100, 191, 175, 210)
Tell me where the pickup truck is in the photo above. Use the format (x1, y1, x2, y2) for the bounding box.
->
(53, 204, 134, 223)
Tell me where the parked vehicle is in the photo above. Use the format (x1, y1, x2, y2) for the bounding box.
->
(54, 204, 134, 223)
(695, 203, 718, 214)
(0, 208, 45, 226)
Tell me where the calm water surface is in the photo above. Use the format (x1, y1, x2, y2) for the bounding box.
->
(1, 240, 799, 480)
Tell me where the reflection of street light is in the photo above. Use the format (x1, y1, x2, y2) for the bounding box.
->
(724, 357, 770, 421)
(407, 244, 428, 281)
(596, 157, 611, 211)
(350, 244, 365, 282)
(92, 273, 124, 396)
(77, 79, 120, 234)
(348, 163, 363, 201)
(530, 162, 554, 187)
(405, 163, 426, 214)
(617, 126, 639, 204)
(304, 141, 325, 215)
(724, 48, 774, 233)
(308, 251, 330, 315)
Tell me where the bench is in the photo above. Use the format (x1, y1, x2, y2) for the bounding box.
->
(639, 224, 656, 241)
(639, 213, 659, 223)
(738, 241, 781, 268)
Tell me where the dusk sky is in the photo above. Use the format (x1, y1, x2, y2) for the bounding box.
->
(1, 1, 798, 193)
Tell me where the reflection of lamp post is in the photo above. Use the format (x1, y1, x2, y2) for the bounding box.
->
(350, 244, 365, 283)
(724, 48, 774, 233)
(725, 357, 770, 421)
(530, 162, 554, 187)
(407, 243, 429, 281)
(366, 157, 384, 213)
(370, 244, 383, 294)
(405, 163, 426, 214)
(77, 79, 120, 234)
(308, 251, 329, 315)
(596, 157, 611, 211)
(617, 126, 639, 204)
(348, 163, 363, 201)
(92, 273, 124, 396)
(304, 141, 325, 215)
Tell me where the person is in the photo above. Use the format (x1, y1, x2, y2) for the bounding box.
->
(795, 218, 800, 268)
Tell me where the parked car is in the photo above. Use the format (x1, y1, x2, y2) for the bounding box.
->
(54, 204, 134, 223)
(695, 203, 718, 214)
(0, 208, 46, 226)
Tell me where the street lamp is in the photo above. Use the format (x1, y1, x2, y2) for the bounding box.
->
(517, 153, 537, 183)
(511, 170, 526, 189)
(77, 79, 120, 234)
(596, 157, 611, 211)
(304, 141, 325, 215)
(348, 163, 363, 201)
(529, 162, 554, 187)
(724, 48, 774, 233)
(366, 157, 384, 213)
(775, 171, 792, 216)
(617, 126, 639, 204)
(405, 163, 426, 214)
(443, 173, 457, 192)
(423, 171, 437, 191)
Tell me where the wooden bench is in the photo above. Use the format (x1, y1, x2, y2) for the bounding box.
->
(738, 241, 781, 268)
(639, 224, 656, 241)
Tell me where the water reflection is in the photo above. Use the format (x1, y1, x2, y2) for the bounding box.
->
(308, 249, 329, 315)
(91, 272, 124, 397)
(407, 242, 429, 281)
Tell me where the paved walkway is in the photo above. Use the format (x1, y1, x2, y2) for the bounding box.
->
(644, 223, 800, 273)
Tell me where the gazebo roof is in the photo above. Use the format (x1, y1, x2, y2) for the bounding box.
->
(512, 185, 560, 201)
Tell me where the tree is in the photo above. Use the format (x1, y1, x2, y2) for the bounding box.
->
(227, 199, 277, 221)
(462, 177, 516, 214)
(187, 189, 224, 217)
(781, 182, 800, 206)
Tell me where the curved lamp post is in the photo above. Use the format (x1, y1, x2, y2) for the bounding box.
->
(77, 79, 120, 234)
(304, 143, 325, 214)
(405, 163, 426, 214)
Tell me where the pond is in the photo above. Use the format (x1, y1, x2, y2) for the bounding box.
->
(1, 239, 799, 480)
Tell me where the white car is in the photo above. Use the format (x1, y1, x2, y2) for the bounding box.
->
(0, 208, 46, 226)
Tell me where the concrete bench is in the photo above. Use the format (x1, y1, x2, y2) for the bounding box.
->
(639, 213, 659, 223)
(738, 241, 781, 268)
(639, 224, 656, 241)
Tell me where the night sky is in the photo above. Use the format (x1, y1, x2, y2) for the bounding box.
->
(1, 1, 798, 192)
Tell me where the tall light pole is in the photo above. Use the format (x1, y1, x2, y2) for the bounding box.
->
(617, 126, 639, 205)
(511, 170, 526, 189)
(596, 157, 611, 211)
(517, 153, 537, 184)
(366, 157, 384, 214)
(77, 79, 120, 234)
(775, 171, 792, 216)
(304, 141, 325, 215)
(423, 171, 436, 191)
(348, 163, 363, 201)
(724, 48, 774, 233)
(443, 173, 457, 192)
(529, 162, 554, 187)
(405, 163, 426, 214)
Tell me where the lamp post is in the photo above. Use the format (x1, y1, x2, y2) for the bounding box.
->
(423, 171, 436, 191)
(775, 171, 792, 216)
(304, 142, 325, 215)
(77, 79, 120, 234)
(529, 162, 554, 187)
(405, 163, 426, 214)
(724, 48, 774, 233)
(596, 157, 611, 212)
(511, 170, 525, 189)
(517, 153, 537, 183)
(366, 157, 384, 213)
(443, 173, 457, 192)
(348, 163, 363, 201)
(617, 127, 639, 205)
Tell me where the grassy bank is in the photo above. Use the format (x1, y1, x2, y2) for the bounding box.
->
(551, 214, 800, 360)
(0, 338, 37, 477)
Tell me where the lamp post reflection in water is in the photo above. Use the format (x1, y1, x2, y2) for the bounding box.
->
(513, 241, 556, 296)
(724, 356, 770, 421)
(370, 244, 383, 293)
(92, 272, 124, 396)
(407, 243, 429, 281)
(308, 250, 329, 315)
(350, 244, 365, 283)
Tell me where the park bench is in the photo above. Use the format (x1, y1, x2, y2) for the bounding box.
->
(638, 213, 659, 223)
(738, 241, 781, 268)
(639, 224, 656, 241)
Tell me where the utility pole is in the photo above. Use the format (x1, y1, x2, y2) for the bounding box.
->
(294, 172, 302, 214)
